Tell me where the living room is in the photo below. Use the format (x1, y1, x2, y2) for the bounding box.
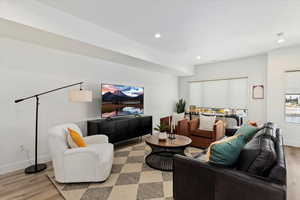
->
(0, 0, 299, 200)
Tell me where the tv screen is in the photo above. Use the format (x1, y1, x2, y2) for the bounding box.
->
(101, 84, 144, 118)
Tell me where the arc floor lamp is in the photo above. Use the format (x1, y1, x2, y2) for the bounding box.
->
(15, 82, 92, 174)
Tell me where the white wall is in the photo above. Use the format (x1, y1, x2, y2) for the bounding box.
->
(179, 55, 267, 123)
(267, 45, 300, 147)
(0, 38, 178, 174)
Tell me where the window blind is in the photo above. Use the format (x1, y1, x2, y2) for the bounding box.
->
(286, 71, 300, 94)
(189, 78, 248, 109)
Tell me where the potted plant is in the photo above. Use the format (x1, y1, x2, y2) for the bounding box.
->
(176, 98, 186, 114)
(154, 124, 170, 140)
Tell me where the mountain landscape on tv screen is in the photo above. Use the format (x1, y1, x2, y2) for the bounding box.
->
(101, 84, 144, 117)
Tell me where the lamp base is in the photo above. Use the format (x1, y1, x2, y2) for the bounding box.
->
(25, 163, 47, 174)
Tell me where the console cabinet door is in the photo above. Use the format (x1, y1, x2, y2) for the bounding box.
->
(114, 119, 129, 142)
(128, 118, 139, 138)
(99, 121, 116, 143)
(139, 116, 152, 135)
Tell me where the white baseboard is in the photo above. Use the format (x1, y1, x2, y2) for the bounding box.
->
(0, 154, 51, 175)
(284, 139, 300, 148)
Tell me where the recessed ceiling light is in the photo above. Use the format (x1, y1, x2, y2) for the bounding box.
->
(196, 56, 201, 60)
(154, 33, 161, 38)
(277, 32, 285, 44)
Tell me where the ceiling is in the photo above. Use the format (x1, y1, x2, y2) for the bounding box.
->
(36, 0, 300, 66)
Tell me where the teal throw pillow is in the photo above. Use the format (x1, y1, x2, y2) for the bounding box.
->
(208, 134, 246, 166)
(207, 124, 260, 166)
(235, 124, 260, 142)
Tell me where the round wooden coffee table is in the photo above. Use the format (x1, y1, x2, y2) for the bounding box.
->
(145, 134, 192, 171)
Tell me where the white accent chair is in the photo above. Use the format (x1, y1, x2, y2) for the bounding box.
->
(48, 123, 113, 183)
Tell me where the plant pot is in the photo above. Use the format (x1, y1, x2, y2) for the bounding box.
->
(158, 132, 168, 141)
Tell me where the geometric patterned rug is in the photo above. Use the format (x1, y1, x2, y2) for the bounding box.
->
(47, 137, 204, 200)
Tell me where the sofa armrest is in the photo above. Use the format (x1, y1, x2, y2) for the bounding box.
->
(84, 135, 109, 145)
(176, 119, 189, 136)
(213, 120, 225, 140)
(173, 155, 286, 200)
(188, 119, 199, 131)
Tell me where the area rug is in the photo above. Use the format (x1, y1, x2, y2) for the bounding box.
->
(47, 138, 204, 200)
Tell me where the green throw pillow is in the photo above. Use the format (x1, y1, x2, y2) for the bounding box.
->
(235, 124, 260, 142)
(207, 124, 259, 166)
(207, 134, 246, 166)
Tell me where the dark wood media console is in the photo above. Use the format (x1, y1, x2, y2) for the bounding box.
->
(87, 116, 152, 143)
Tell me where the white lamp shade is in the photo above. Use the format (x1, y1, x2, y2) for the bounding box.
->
(68, 90, 92, 102)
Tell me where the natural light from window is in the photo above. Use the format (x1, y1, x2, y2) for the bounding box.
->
(285, 70, 300, 123)
(285, 94, 300, 123)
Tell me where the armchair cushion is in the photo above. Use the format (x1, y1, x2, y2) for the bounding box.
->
(199, 115, 216, 131)
(84, 135, 109, 145)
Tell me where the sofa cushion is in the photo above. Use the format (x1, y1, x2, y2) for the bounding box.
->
(236, 133, 277, 177)
(206, 134, 246, 166)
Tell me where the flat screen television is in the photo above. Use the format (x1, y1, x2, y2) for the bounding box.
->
(101, 83, 144, 118)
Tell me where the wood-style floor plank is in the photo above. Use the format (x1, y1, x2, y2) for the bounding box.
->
(0, 164, 63, 200)
(0, 147, 299, 200)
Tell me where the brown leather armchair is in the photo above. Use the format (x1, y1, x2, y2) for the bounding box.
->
(187, 118, 225, 148)
(160, 116, 188, 135)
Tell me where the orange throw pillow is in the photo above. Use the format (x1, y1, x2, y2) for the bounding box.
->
(67, 128, 86, 148)
(248, 121, 257, 127)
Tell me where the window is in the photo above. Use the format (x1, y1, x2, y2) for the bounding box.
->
(285, 71, 300, 123)
(188, 77, 248, 109)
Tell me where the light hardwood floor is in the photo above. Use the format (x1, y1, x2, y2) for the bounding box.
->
(0, 146, 299, 200)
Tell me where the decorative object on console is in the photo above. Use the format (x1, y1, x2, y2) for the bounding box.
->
(49, 123, 113, 183)
(252, 84, 264, 99)
(14, 82, 92, 174)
